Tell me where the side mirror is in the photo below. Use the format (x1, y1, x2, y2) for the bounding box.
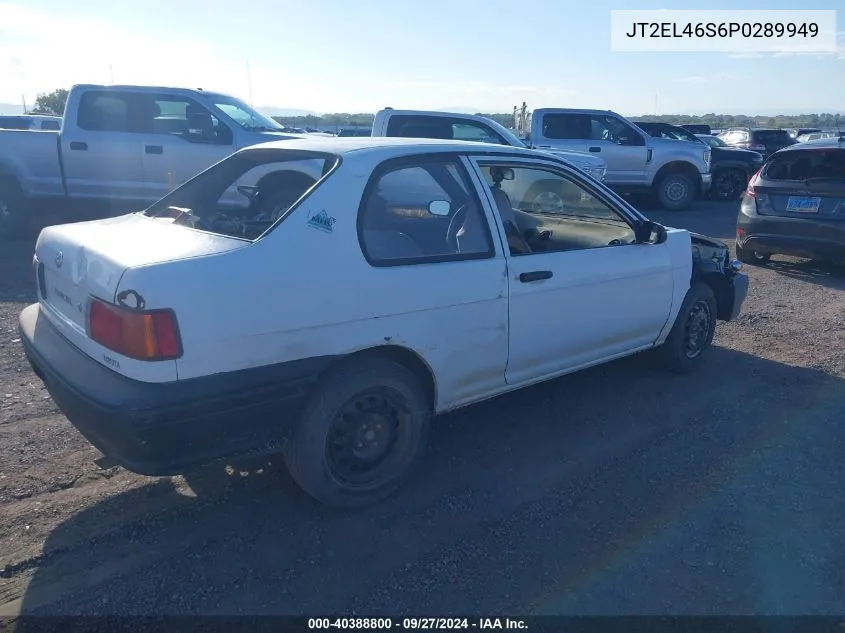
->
(428, 200, 451, 216)
(237, 185, 259, 201)
(639, 220, 667, 244)
(500, 168, 515, 181)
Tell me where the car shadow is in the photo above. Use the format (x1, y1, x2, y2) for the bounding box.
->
(763, 258, 845, 291)
(10, 346, 845, 617)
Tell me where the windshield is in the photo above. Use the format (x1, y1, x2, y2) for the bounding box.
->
(483, 117, 529, 147)
(143, 148, 336, 240)
(209, 95, 283, 131)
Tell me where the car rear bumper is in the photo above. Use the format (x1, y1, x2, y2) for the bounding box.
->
(737, 212, 845, 261)
(19, 303, 333, 476)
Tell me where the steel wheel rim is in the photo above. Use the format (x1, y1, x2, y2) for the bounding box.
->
(684, 299, 712, 359)
(325, 387, 412, 489)
(532, 191, 564, 213)
(665, 180, 689, 203)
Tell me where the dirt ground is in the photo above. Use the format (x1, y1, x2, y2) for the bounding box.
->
(1, 200, 845, 617)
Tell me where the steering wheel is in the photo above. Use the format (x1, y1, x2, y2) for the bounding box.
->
(445, 202, 469, 252)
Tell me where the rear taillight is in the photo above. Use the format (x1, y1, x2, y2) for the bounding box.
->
(745, 167, 763, 196)
(88, 298, 182, 361)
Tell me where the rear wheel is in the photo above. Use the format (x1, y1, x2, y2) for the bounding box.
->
(736, 242, 771, 265)
(283, 357, 431, 508)
(655, 172, 695, 211)
(656, 282, 717, 374)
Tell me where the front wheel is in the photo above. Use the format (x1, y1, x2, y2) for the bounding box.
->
(283, 357, 431, 508)
(655, 172, 695, 211)
(656, 282, 717, 374)
(711, 168, 747, 201)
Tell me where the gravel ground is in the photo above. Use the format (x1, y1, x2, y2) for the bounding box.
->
(1, 199, 845, 618)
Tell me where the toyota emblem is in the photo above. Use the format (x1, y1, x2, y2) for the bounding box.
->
(55, 250, 63, 268)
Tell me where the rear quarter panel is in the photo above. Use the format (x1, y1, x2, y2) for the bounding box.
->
(122, 154, 511, 411)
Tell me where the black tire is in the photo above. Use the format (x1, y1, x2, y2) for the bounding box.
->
(656, 282, 718, 374)
(711, 168, 747, 201)
(735, 242, 771, 265)
(655, 172, 695, 211)
(0, 177, 27, 240)
(283, 357, 431, 509)
(523, 180, 566, 213)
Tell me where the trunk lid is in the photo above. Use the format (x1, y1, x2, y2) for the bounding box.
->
(35, 213, 246, 334)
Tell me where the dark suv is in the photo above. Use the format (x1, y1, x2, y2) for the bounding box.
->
(634, 122, 763, 200)
(736, 137, 845, 264)
(718, 128, 795, 158)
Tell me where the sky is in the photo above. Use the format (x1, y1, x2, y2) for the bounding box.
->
(0, 0, 843, 116)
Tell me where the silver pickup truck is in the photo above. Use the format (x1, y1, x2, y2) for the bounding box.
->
(514, 104, 712, 210)
(0, 84, 321, 237)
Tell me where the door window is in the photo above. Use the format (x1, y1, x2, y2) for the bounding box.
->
(478, 162, 637, 256)
(358, 157, 493, 265)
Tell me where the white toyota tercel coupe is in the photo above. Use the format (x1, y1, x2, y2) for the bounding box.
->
(19, 137, 748, 508)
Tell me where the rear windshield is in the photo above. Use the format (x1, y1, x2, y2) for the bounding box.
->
(754, 130, 793, 144)
(143, 148, 338, 240)
(763, 149, 845, 181)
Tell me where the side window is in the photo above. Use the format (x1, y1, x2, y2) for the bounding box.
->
(541, 114, 591, 140)
(359, 158, 493, 266)
(451, 122, 505, 145)
(479, 163, 637, 256)
(77, 91, 132, 132)
(150, 96, 232, 145)
(589, 115, 644, 146)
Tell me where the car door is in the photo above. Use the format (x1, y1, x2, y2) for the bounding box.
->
(466, 156, 674, 386)
(61, 90, 146, 201)
(355, 154, 510, 408)
(139, 93, 235, 201)
(534, 112, 648, 185)
(584, 114, 650, 185)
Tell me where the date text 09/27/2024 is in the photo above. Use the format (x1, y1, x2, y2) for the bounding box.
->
(624, 21, 819, 38)
(307, 618, 528, 630)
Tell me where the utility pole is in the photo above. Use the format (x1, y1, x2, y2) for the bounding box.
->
(22, 95, 27, 114)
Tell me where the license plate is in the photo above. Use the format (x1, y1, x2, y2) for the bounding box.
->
(786, 196, 821, 213)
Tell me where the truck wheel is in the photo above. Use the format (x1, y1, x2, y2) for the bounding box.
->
(655, 172, 695, 211)
(0, 178, 26, 240)
(656, 282, 717, 374)
(711, 168, 747, 201)
(735, 242, 770, 265)
(283, 357, 431, 509)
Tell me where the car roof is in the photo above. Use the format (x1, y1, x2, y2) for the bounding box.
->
(776, 137, 845, 152)
(240, 136, 544, 157)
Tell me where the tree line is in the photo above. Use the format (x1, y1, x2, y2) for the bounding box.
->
(23, 89, 843, 131)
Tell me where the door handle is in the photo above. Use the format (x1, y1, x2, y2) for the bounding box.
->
(589, 146, 601, 152)
(69, 141, 87, 151)
(519, 270, 553, 283)
(145, 145, 164, 155)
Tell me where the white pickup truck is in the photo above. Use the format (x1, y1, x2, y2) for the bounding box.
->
(0, 84, 321, 237)
(371, 108, 608, 183)
(514, 104, 712, 211)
